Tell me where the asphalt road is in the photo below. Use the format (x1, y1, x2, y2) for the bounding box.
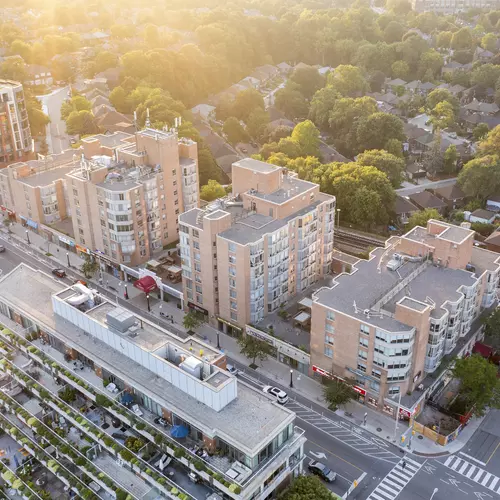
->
(37, 86, 71, 155)
(395, 177, 458, 196)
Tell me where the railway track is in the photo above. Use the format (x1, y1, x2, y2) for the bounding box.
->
(334, 228, 386, 250)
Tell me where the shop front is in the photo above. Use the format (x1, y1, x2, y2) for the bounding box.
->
(0, 206, 15, 221)
(94, 249, 121, 278)
(20, 215, 39, 233)
(217, 316, 243, 338)
(311, 365, 367, 404)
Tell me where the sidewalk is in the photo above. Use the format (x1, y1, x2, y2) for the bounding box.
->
(4, 219, 480, 457)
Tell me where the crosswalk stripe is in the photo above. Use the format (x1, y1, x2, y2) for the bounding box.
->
(378, 485, 399, 497)
(373, 488, 394, 500)
(474, 470, 484, 481)
(367, 458, 422, 499)
(370, 493, 390, 500)
(451, 458, 462, 470)
(404, 457, 422, 467)
(481, 473, 492, 486)
(444, 456, 454, 467)
(466, 465, 476, 478)
(490, 477, 499, 490)
(384, 479, 404, 490)
(458, 462, 469, 474)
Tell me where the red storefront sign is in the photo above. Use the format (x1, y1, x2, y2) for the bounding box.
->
(312, 365, 366, 397)
(399, 408, 412, 418)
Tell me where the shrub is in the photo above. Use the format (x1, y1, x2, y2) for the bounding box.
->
(119, 449, 134, 462)
(174, 448, 185, 459)
(95, 394, 111, 407)
(193, 460, 205, 471)
(135, 422, 145, 430)
(116, 490, 128, 500)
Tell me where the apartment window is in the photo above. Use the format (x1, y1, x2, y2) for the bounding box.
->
(77, 218, 82, 227)
(195, 285, 202, 294)
(230, 301, 237, 311)
(193, 229, 199, 238)
(359, 337, 369, 347)
(118, 194, 124, 201)
(325, 323, 334, 334)
(357, 361, 366, 372)
(186, 280, 192, 290)
(326, 310, 335, 321)
(108, 223, 115, 230)
(360, 324, 370, 335)
(229, 266, 236, 276)
(228, 243, 236, 252)
(75, 208, 81, 217)
(230, 311, 237, 321)
(172, 169, 176, 176)
(229, 255, 236, 264)
(230, 289, 237, 299)
(324, 346, 333, 358)
(79, 229, 84, 235)
(193, 241, 200, 250)
(175, 209, 179, 215)
(229, 278, 236, 287)
(373, 357, 385, 368)
(372, 369, 381, 379)
(196, 295, 203, 304)
(358, 349, 368, 360)
(325, 335, 334, 346)
(73, 189, 78, 196)
(388, 386, 400, 396)
(173, 190, 178, 196)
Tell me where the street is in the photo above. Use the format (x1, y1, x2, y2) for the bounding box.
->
(1, 235, 500, 500)
(396, 178, 458, 196)
(37, 86, 71, 155)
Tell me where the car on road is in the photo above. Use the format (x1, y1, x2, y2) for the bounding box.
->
(241, 147, 248, 153)
(308, 460, 336, 482)
(0, 245, 5, 253)
(227, 364, 239, 376)
(262, 386, 288, 404)
(52, 268, 66, 278)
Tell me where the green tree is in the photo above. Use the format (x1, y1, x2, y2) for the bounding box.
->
(10, 40, 32, 63)
(384, 21, 406, 43)
(430, 101, 455, 130)
(443, 145, 458, 174)
(232, 89, 265, 122)
(65, 110, 99, 136)
(237, 335, 273, 368)
(281, 475, 333, 500)
(223, 117, 249, 145)
(357, 149, 405, 187)
(109, 86, 129, 114)
(473, 123, 490, 142)
(482, 33, 497, 52)
(26, 95, 50, 137)
(200, 180, 226, 202)
(94, 51, 119, 74)
(458, 155, 500, 202)
(0, 57, 28, 82)
(80, 255, 99, 279)
(471, 64, 500, 88)
(289, 66, 325, 99)
(407, 208, 443, 229)
(352, 186, 383, 229)
(452, 354, 500, 417)
(61, 96, 91, 120)
(198, 148, 224, 186)
(309, 87, 339, 130)
(418, 50, 444, 79)
(479, 126, 500, 156)
(246, 108, 269, 142)
(426, 89, 459, 116)
(436, 31, 453, 48)
(356, 113, 405, 153)
(328, 64, 368, 96)
(483, 308, 500, 349)
(391, 60, 410, 80)
(269, 125, 292, 143)
(291, 120, 321, 157)
(275, 85, 309, 120)
(369, 70, 387, 92)
(451, 27, 474, 50)
(322, 378, 358, 410)
(182, 311, 204, 332)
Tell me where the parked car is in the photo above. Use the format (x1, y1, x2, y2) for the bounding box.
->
(226, 364, 239, 376)
(308, 460, 336, 482)
(0, 245, 5, 253)
(188, 472, 200, 483)
(52, 268, 66, 278)
(262, 386, 288, 404)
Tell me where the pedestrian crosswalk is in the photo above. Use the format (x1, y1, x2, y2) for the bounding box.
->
(367, 457, 422, 500)
(443, 455, 500, 493)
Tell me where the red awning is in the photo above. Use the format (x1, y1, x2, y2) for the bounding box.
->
(133, 275, 158, 294)
(472, 342, 494, 359)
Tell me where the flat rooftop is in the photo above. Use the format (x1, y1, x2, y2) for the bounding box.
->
(0, 264, 294, 455)
(19, 164, 75, 187)
(233, 158, 278, 174)
(405, 222, 472, 246)
(84, 131, 133, 148)
(250, 176, 316, 205)
(471, 246, 500, 276)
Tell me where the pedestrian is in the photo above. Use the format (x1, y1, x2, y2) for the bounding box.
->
(106, 280, 109, 288)
(401, 460, 406, 470)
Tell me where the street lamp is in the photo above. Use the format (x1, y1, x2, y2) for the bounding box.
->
(66, 252, 70, 267)
(25, 230, 30, 244)
(289, 369, 294, 388)
(336, 208, 341, 228)
(216, 331, 221, 350)
(393, 390, 402, 443)
(146, 294, 151, 312)
(430, 488, 438, 500)
(124, 284, 129, 300)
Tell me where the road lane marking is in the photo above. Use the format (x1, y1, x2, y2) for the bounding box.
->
(486, 441, 500, 465)
(442, 455, 500, 494)
(306, 438, 363, 473)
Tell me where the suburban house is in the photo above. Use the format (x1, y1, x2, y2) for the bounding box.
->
(191, 104, 216, 123)
(25, 65, 53, 86)
(405, 80, 436, 95)
(433, 184, 467, 210)
(409, 190, 448, 215)
(441, 61, 473, 75)
(249, 64, 279, 85)
(469, 209, 497, 224)
(484, 230, 500, 253)
(474, 46, 495, 62)
(394, 196, 419, 225)
(95, 67, 121, 89)
(277, 62, 293, 75)
(95, 109, 134, 134)
(385, 78, 407, 92)
(486, 195, 500, 212)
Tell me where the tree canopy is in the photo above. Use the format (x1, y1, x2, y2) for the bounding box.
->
(200, 180, 226, 202)
(357, 149, 405, 187)
(280, 475, 334, 500)
(407, 208, 443, 229)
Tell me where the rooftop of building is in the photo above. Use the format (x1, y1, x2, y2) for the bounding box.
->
(470, 246, 500, 276)
(83, 131, 133, 148)
(0, 79, 22, 89)
(17, 163, 76, 187)
(233, 158, 279, 174)
(0, 264, 294, 455)
(404, 221, 472, 245)
(249, 176, 317, 205)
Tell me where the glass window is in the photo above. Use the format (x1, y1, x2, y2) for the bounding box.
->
(360, 324, 370, 334)
(326, 310, 335, 320)
(325, 323, 334, 333)
(324, 346, 333, 358)
(358, 349, 367, 360)
(359, 337, 369, 347)
(325, 335, 334, 345)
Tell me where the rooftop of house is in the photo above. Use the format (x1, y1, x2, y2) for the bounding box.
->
(249, 176, 316, 205)
(0, 264, 294, 455)
(471, 208, 496, 220)
(484, 230, 500, 246)
(409, 191, 447, 210)
(433, 184, 466, 201)
(395, 196, 419, 215)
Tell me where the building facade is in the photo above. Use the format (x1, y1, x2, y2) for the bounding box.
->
(310, 220, 499, 418)
(179, 158, 335, 334)
(0, 264, 305, 500)
(412, 0, 500, 12)
(0, 80, 32, 167)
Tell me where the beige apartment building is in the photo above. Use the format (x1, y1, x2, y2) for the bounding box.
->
(310, 220, 500, 418)
(0, 128, 199, 271)
(412, 0, 500, 12)
(179, 158, 335, 334)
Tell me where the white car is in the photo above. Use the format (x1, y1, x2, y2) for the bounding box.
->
(226, 364, 239, 376)
(263, 386, 289, 404)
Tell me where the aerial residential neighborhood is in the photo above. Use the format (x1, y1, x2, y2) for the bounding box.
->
(0, 1, 500, 500)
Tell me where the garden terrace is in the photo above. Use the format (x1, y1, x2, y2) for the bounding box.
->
(0, 354, 193, 500)
(0, 459, 45, 500)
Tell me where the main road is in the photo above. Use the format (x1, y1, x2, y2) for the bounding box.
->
(396, 177, 458, 196)
(1, 235, 499, 500)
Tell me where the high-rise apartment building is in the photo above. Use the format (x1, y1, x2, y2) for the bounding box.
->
(0, 263, 305, 500)
(179, 158, 335, 333)
(0, 80, 32, 167)
(310, 220, 499, 417)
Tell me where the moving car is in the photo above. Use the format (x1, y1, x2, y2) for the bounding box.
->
(52, 268, 66, 278)
(226, 364, 239, 376)
(308, 460, 336, 482)
(0, 245, 5, 253)
(262, 386, 288, 404)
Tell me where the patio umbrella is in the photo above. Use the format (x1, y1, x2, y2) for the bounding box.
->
(170, 425, 189, 438)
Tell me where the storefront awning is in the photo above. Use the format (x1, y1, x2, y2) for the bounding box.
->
(133, 275, 158, 294)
